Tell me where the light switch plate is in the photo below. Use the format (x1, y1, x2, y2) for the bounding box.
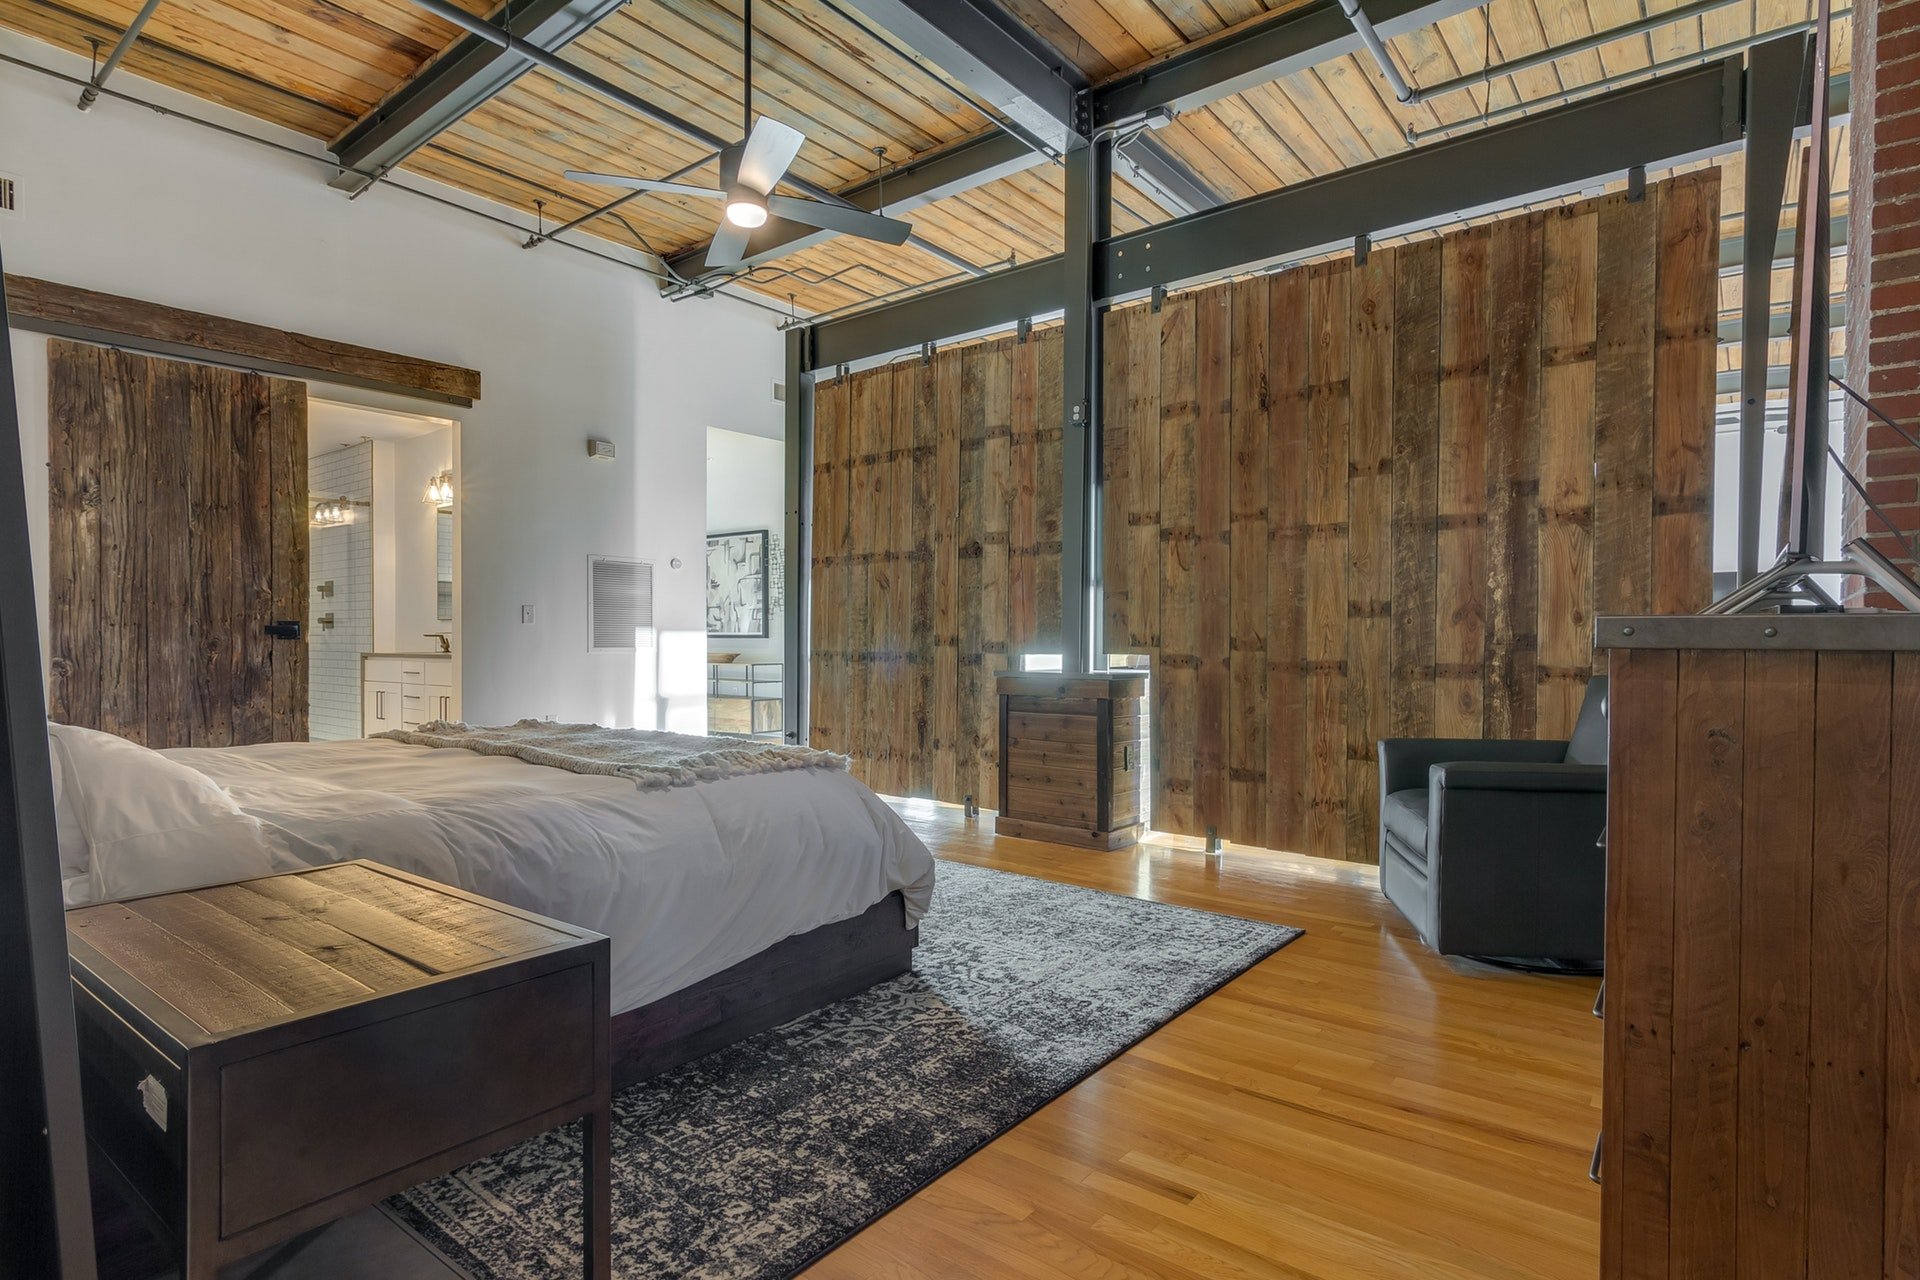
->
(521, 605, 536, 624)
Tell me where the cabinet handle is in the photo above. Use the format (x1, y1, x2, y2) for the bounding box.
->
(376, 690, 386, 720)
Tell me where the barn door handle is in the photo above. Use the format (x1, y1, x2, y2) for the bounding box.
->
(264, 620, 302, 640)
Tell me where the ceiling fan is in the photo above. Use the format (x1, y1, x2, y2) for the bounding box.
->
(564, 0, 912, 270)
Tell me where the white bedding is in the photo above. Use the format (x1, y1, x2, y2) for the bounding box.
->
(160, 737, 936, 1015)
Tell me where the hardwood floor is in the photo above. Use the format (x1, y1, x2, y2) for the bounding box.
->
(805, 802, 1603, 1280)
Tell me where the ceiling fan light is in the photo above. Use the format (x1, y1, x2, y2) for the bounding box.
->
(724, 190, 768, 228)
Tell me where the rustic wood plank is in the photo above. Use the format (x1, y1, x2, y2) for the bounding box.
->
(302, 863, 568, 956)
(1123, 305, 1163, 658)
(46, 340, 102, 730)
(1034, 330, 1065, 656)
(96, 348, 150, 744)
(1228, 277, 1270, 848)
(907, 358, 937, 798)
(1011, 338, 1041, 664)
(1536, 206, 1599, 738)
(267, 377, 309, 742)
(1304, 262, 1351, 861)
(1345, 249, 1393, 862)
(6, 275, 480, 405)
(194, 881, 433, 993)
(144, 355, 193, 748)
(1806, 651, 1890, 1277)
(128, 892, 377, 1012)
(1668, 649, 1743, 1278)
(808, 373, 846, 755)
(230, 373, 276, 747)
(1194, 286, 1233, 839)
(244, 873, 502, 973)
(1435, 227, 1491, 739)
(978, 342, 1014, 810)
(1155, 294, 1199, 836)
(1887, 652, 1920, 1276)
(1388, 240, 1441, 740)
(1102, 306, 1135, 652)
(1592, 191, 1658, 622)
(1266, 266, 1310, 856)
(1735, 649, 1814, 1278)
(932, 350, 963, 802)
(1604, 646, 1678, 1279)
(847, 367, 885, 788)
(67, 905, 294, 1034)
(189, 367, 240, 748)
(1650, 169, 1720, 614)
(1482, 213, 1543, 740)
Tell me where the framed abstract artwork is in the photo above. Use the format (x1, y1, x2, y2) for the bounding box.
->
(707, 529, 769, 639)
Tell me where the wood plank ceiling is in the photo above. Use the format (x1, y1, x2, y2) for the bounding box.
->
(0, 0, 1849, 316)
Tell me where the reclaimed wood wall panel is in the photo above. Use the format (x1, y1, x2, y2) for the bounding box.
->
(810, 332, 1062, 810)
(47, 340, 308, 747)
(1603, 640, 1920, 1278)
(812, 173, 1717, 861)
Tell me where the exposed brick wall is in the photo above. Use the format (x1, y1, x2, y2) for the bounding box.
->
(1847, 0, 1920, 604)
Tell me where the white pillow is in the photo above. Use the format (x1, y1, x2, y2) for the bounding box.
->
(49, 723, 278, 905)
(45, 727, 91, 879)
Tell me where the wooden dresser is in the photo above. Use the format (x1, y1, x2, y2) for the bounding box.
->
(1596, 614, 1920, 1277)
(996, 671, 1148, 849)
(68, 860, 611, 1279)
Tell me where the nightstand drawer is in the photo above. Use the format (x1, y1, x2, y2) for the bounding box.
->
(220, 962, 597, 1236)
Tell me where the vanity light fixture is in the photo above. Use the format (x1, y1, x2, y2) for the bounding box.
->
(424, 471, 454, 509)
(311, 498, 353, 527)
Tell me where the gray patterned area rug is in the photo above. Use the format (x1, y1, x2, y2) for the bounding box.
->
(387, 861, 1301, 1279)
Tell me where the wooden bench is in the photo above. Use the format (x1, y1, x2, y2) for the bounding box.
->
(68, 860, 611, 1279)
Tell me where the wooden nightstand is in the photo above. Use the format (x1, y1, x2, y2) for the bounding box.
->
(67, 860, 611, 1280)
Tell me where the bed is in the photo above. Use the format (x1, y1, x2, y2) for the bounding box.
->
(50, 724, 936, 1086)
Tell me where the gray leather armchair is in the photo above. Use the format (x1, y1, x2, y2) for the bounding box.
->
(1376, 677, 1608, 965)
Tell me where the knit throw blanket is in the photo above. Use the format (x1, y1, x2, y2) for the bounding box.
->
(373, 719, 848, 791)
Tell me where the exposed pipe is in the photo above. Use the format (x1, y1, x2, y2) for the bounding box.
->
(1345, 0, 1755, 112)
(1405, 16, 1849, 143)
(399, 0, 986, 278)
(1337, 0, 1417, 104)
(77, 0, 165, 111)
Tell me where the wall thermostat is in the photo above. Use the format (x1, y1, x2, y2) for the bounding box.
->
(586, 438, 615, 460)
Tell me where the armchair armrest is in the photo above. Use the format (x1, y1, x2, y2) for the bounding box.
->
(1430, 761, 1607, 793)
(1377, 737, 1568, 796)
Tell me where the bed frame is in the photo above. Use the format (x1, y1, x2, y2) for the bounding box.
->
(608, 890, 917, 1087)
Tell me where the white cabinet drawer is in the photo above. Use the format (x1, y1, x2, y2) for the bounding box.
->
(365, 657, 412, 684)
(363, 681, 403, 735)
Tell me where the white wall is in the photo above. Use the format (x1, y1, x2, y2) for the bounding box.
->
(2, 34, 786, 731)
(388, 429, 454, 652)
(706, 427, 786, 666)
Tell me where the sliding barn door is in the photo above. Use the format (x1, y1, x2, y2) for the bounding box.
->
(47, 339, 309, 747)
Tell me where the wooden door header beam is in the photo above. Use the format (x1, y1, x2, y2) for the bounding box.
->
(3, 276, 481, 406)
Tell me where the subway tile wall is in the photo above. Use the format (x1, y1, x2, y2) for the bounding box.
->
(309, 443, 373, 740)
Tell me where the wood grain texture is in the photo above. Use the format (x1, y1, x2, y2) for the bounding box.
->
(805, 801, 1604, 1280)
(815, 176, 1717, 864)
(810, 334, 1063, 810)
(9, 275, 479, 405)
(47, 340, 307, 748)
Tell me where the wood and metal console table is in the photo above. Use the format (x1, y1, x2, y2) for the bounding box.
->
(68, 860, 611, 1279)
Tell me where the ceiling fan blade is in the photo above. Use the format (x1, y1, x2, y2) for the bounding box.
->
(735, 118, 805, 195)
(766, 195, 912, 246)
(564, 171, 723, 199)
(706, 219, 754, 269)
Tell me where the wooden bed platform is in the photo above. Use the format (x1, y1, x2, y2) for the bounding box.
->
(609, 891, 917, 1087)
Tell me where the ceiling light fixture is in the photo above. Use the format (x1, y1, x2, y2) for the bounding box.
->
(724, 190, 768, 229)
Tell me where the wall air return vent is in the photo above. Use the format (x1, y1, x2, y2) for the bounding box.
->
(588, 555, 653, 652)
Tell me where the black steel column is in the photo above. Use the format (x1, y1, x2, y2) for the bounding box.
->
(1061, 137, 1111, 674)
(782, 326, 813, 744)
(1737, 32, 1814, 579)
